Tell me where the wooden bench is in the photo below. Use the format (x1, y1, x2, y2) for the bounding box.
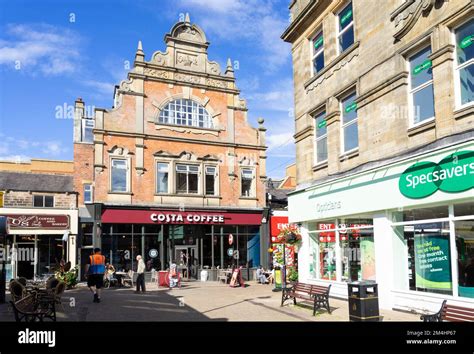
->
(10, 294, 56, 322)
(281, 282, 331, 316)
(421, 300, 474, 322)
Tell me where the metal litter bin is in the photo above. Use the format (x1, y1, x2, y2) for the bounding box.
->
(348, 281, 381, 322)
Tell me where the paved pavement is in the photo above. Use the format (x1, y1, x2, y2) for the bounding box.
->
(1, 280, 420, 321)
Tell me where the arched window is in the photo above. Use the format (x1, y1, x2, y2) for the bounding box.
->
(159, 99, 213, 129)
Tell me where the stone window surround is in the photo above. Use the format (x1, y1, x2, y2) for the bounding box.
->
(312, 106, 328, 168)
(32, 193, 55, 208)
(109, 156, 131, 194)
(240, 166, 256, 198)
(404, 41, 435, 129)
(336, 85, 359, 158)
(83, 183, 93, 204)
(336, 0, 355, 56)
(453, 17, 474, 112)
(153, 156, 219, 198)
(310, 27, 324, 77)
(151, 93, 222, 132)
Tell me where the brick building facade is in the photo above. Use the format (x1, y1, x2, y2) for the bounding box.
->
(283, 0, 474, 312)
(74, 15, 268, 279)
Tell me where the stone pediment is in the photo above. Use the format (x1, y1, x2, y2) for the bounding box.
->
(391, 0, 446, 41)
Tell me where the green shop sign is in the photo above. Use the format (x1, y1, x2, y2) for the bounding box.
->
(460, 35, 473, 49)
(317, 120, 327, 129)
(340, 9, 352, 26)
(413, 59, 432, 75)
(314, 36, 323, 50)
(414, 234, 452, 291)
(345, 102, 357, 113)
(399, 150, 474, 199)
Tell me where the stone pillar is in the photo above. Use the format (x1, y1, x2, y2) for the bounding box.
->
(73, 98, 84, 142)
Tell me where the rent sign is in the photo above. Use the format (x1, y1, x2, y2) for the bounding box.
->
(399, 150, 474, 199)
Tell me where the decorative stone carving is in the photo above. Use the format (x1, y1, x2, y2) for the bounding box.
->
(107, 145, 131, 156)
(173, 24, 205, 43)
(151, 50, 168, 66)
(177, 53, 198, 67)
(175, 73, 201, 85)
(118, 78, 134, 92)
(306, 46, 360, 92)
(391, 0, 445, 41)
(144, 68, 169, 79)
(154, 124, 220, 137)
(206, 78, 228, 89)
(206, 60, 221, 75)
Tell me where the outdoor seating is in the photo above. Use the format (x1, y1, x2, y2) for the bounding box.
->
(122, 270, 134, 287)
(10, 294, 56, 322)
(9, 280, 27, 302)
(217, 269, 230, 284)
(421, 300, 474, 322)
(281, 282, 332, 316)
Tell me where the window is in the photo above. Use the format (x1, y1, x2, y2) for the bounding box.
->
(81, 119, 94, 143)
(314, 111, 328, 163)
(312, 31, 324, 75)
(241, 168, 253, 197)
(159, 99, 213, 129)
(111, 159, 128, 192)
(33, 195, 54, 208)
(338, 2, 354, 53)
(455, 19, 474, 106)
(205, 166, 217, 196)
(176, 164, 199, 194)
(83, 184, 93, 204)
(409, 46, 434, 125)
(341, 91, 358, 152)
(156, 163, 169, 194)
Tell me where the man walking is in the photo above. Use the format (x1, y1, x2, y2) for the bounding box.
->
(85, 248, 106, 303)
(136, 255, 146, 293)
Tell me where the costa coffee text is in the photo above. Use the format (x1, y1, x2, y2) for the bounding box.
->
(150, 213, 224, 224)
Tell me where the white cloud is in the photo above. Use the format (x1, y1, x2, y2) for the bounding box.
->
(0, 23, 82, 76)
(246, 78, 294, 112)
(178, 0, 291, 72)
(82, 80, 116, 96)
(266, 131, 294, 151)
(0, 135, 68, 161)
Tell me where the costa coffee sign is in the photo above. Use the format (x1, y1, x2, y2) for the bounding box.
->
(5, 215, 70, 230)
(150, 213, 224, 224)
(101, 209, 262, 225)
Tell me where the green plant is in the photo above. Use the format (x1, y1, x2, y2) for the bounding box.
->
(55, 264, 78, 289)
(287, 266, 299, 282)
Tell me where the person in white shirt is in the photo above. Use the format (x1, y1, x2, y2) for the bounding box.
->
(135, 255, 146, 293)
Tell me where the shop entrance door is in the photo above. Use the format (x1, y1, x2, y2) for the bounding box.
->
(174, 246, 198, 280)
(16, 243, 35, 279)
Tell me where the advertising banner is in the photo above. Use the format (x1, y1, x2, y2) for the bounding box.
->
(414, 234, 452, 291)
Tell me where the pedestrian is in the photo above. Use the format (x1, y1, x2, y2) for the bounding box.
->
(85, 248, 106, 303)
(135, 255, 146, 293)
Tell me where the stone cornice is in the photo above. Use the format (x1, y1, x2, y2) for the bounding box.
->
(356, 72, 409, 110)
(282, 0, 321, 43)
(294, 125, 313, 142)
(94, 129, 267, 151)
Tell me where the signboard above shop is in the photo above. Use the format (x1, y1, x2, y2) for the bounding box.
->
(2, 215, 70, 230)
(101, 209, 263, 225)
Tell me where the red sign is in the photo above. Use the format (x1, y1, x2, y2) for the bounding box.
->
(4, 215, 70, 230)
(101, 209, 262, 225)
(270, 216, 299, 243)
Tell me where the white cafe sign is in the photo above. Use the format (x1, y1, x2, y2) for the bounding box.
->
(150, 213, 225, 223)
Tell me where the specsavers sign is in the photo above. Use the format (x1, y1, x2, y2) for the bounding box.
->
(399, 150, 474, 199)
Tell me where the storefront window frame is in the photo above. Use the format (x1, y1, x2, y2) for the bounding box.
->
(391, 203, 474, 298)
(308, 219, 374, 283)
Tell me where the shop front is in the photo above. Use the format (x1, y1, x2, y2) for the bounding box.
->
(0, 209, 78, 280)
(79, 207, 264, 281)
(289, 140, 474, 312)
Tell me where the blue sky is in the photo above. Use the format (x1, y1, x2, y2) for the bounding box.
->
(0, 0, 295, 178)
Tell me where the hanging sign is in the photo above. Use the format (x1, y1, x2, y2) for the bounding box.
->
(148, 249, 158, 258)
(399, 150, 474, 199)
(317, 120, 327, 129)
(345, 102, 357, 113)
(314, 36, 323, 50)
(413, 59, 432, 75)
(460, 35, 474, 49)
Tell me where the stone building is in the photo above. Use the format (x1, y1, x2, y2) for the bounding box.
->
(283, 0, 474, 312)
(0, 160, 78, 280)
(73, 15, 267, 279)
